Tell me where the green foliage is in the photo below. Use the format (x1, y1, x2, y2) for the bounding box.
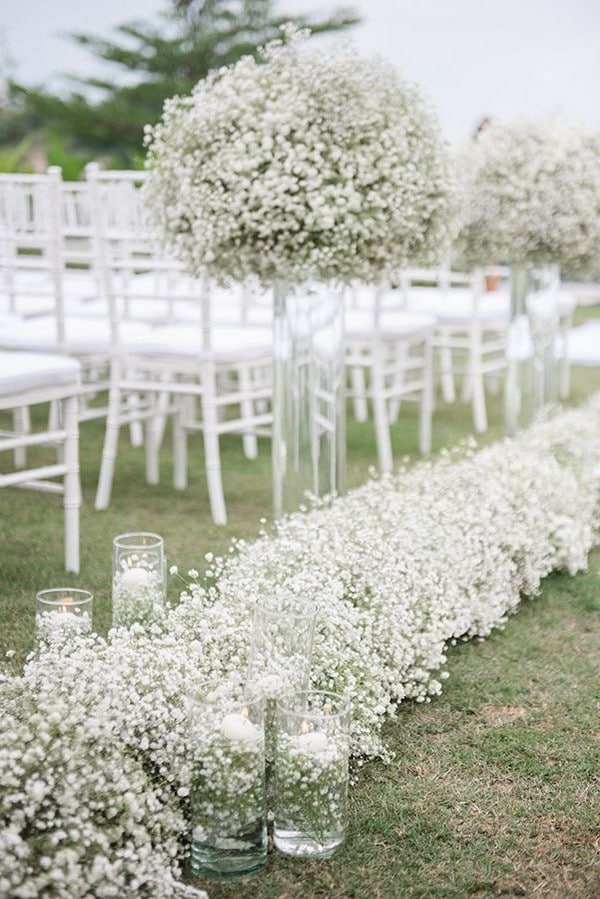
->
(44, 129, 95, 180)
(0, 134, 35, 173)
(5, 0, 359, 167)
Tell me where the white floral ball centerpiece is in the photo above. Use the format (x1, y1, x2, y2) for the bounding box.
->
(144, 27, 453, 516)
(457, 119, 600, 274)
(143, 28, 453, 286)
(456, 119, 600, 430)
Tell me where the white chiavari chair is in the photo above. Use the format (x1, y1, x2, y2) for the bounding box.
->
(0, 173, 153, 464)
(345, 284, 436, 471)
(87, 167, 273, 525)
(402, 268, 510, 433)
(0, 350, 81, 572)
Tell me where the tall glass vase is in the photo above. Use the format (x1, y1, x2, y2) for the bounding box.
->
(529, 264, 560, 411)
(505, 265, 560, 436)
(505, 265, 532, 437)
(272, 283, 346, 519)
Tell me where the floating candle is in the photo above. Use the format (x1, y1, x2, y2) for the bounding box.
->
(221, 712, 260, 743)
(297, 730, 329, 754)
(120, 567, 151, 589)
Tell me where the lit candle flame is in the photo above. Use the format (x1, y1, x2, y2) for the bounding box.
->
(59, 596, 74, 614)
(241, 706, 249, 719)
(300, 719, 309, 734)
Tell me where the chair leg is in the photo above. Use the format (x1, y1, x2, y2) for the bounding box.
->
(48, 400, 59, 431)
(126, 385, 144, 447)
(371, 350, 393, 474)
(350, 366, 369, 422)
(143, 389, 161, 486)
(12, 406, 30, 468)
(388, 343, 407, 424)
(202, 366, 227, 525)
(63, 395, 80, 574)
(419, 340, 433, 454)
(560, 330, 571, 399)
(239, 365, 258, 459)
(173, 396, 188, 490)
(153, 380, 172, 449)
(439, 345, 455, 402)
(470, 333, 488, 434)
(95, 360, 122, 510)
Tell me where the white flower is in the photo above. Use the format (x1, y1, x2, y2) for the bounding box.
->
(455, 118, 600, 274)
(143, 28, 454, 286)
(2, 397, 599, 896)
(168, 565, 178, 576)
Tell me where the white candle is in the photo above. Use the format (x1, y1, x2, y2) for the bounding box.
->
(120, 567, 151, 589)
(58, 596, 75, 614)
(221, 712, 260, 743)
(297, 730, 329, 754)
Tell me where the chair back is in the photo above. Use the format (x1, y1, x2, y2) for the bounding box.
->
(85, 165, 213, 348)
(0, 171, 65, 335)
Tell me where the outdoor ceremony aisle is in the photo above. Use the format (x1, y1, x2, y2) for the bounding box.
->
(202, 552, 599, 898)
(1, 365, 599, 898)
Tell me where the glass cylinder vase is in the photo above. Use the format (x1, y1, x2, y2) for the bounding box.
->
(112, 532, 166, 628)
(506, 265, 560, 436)
(273, 690, 351, 859)
(187, 678, 267, 879)
(246, 595, 317, 775)
(35, 588, 93, 639)
(247, 595, 317, 700)
(528, 264, 560, 411)
(272, 283, 346, 519)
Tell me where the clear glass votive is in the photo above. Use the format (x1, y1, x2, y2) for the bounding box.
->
(274, 690, 351, 859)
(112, 532, 166, 628)
(247, 595, 316, 696)
(246, 595, 317, 777)
(35, 588, 93, 638)
(188, 678, 267, 879)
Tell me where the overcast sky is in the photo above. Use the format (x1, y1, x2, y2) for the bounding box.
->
(3, 0, 600, 142)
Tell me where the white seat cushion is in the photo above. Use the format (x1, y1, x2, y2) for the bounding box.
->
(0, 351, 81, 397)
(0, 312, 22, 327)
(127, 324, 273, 363)
(346, 309, 436, 340)
(527, 289, 576, 317)
(0, 316, 152, 355)
(564, 322, 600, 365)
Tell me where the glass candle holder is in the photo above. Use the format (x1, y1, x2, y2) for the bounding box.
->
(247, 595, 316, 699)
(112, 532, 166, 628)
(187, 678, 267, 879)
(274, 690, 351, 859)
(246, 595, 317, 777)
(35, 588, 93, 639)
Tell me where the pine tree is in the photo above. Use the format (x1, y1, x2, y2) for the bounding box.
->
(6, 0, 359, 166)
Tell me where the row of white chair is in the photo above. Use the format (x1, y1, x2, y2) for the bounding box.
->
(0, 168, 578, 567)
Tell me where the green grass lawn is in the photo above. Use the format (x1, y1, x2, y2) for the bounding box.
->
(1, 345, 600, 897)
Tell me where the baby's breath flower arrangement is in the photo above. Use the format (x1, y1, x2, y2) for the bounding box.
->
(2, 398, 600, 895)
(456, 119, 600, 274)
(143, 28, 453, 286)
